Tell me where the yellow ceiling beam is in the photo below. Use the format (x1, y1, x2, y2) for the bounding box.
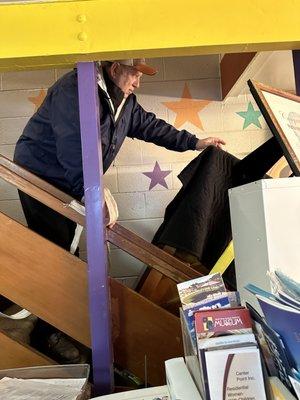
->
(1, 0, 300, 71)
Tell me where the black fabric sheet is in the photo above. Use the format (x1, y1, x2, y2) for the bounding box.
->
(152, 138, 283, 283)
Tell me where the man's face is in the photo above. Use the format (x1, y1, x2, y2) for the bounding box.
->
(110, 63, 142, 98)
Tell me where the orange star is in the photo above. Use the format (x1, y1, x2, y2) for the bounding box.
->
(28, 89, 47, 111)
(163, 83, 211, 130)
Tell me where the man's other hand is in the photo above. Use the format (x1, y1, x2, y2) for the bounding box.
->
(104, 187, 118, 228)
(196, 137, 226, 150)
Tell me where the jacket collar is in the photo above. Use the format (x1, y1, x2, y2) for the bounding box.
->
(96, 64, 127, 121)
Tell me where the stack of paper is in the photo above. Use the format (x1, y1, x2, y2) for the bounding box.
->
(0, 376, 86, 399)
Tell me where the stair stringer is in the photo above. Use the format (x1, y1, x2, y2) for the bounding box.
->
(0, 211, 182, 386)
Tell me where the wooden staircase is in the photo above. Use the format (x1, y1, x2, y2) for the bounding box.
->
(0, 154, 202, 385)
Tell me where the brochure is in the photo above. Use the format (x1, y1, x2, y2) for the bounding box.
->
(177, 273, 226, 306)
(203, 347, 267, 400)
(195, 307, 253, 339)
(257, 294, 300, 370)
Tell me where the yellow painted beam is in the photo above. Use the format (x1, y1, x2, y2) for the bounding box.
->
(1, 0, 300, 71)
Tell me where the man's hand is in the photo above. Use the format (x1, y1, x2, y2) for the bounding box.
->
(104, 187, 118, 228)
(196, 137, 226, 150)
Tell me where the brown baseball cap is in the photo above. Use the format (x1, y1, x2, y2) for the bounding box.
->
(116, 58, 157, 76)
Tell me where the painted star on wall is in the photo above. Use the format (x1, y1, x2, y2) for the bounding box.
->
(28, 89, 47, 111)
(143, 161, 172, 190)
(163, 83, 211, 130)
(236, 102, 262, 129)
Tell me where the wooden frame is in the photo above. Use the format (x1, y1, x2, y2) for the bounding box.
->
(248, 79, 300, 176)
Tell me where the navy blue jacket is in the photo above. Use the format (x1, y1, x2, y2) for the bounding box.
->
(14, 70, 198, 199)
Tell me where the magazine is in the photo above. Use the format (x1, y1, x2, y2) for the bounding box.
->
(269, 270, 300, 302)
(246, 302, 295, 393)
(256, 294, 300, 371)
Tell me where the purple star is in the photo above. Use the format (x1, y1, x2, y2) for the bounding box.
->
(143, 161, 172, 190)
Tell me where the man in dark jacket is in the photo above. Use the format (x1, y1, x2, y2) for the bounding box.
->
(14, 58, 225, 251)
(13, 58, 225, 362)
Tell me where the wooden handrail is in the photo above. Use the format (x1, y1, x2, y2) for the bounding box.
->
(0, 154, 201, 282)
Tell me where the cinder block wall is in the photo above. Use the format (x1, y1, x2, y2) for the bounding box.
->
(0, 55, 274, 288)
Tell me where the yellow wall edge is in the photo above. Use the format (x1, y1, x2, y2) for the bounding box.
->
(1, 0, 300, 71)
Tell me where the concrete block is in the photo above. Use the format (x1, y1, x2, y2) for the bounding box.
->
(103, 166, 118, 193)
(0, 144, 15, 160)
(109, 248, 146, 277)
(0, 199, 26, 225)
(220, 131, 252, 154)
(117, 163, 172, 192)
(171, 162, 189, 189)
(137, 79, 221, 126)
(0, 117, 29, 145)
(0, 179, 19, 200)
(145, 190, 178, 218)
(113, 192, 146, 220)
(119, 218, 163, 242)
(197, 101, 223, 133)
(222, 101, 266, 132)
(136, 85, 169, 121)
(2, 70, 55, 90)
(223, 94, 248, 105)
(141, 141, 196, 165)
(0, 90, 39, 118)
(164, 55, 220, 80)
(55, 68, 72, 80)
(114, 137, 142, 166)
(249, 129, 272, 151)
(142, 58, 164, 82)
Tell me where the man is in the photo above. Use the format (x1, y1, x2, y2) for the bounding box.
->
(14, 58, 225, 252)
(12, 59, 224, 362)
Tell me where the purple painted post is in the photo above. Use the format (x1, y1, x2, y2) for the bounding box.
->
(77, 61, 113, 395)
(292, 50, 300, 95)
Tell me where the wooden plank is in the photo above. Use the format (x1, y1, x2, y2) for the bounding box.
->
(220, 52, 256, 98)
(0, 213, 182, 385)
(0, 330, 55, 369)
(138, 270, 165, 298)
(0, 211, 91, 347)
(111, 278, 183, 386)
(138, 270, 181, 314)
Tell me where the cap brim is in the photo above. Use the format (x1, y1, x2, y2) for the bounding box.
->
(135, 63, 157, 76)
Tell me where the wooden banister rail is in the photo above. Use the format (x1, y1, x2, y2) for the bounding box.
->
(0, 155, 201, 283)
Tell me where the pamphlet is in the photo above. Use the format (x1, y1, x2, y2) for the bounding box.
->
(177, 273, 226, 306)
(204, 347, 267, 400)
(195, 307, 253, 339)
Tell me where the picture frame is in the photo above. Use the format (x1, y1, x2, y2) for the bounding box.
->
(248, 79, 300, 176)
